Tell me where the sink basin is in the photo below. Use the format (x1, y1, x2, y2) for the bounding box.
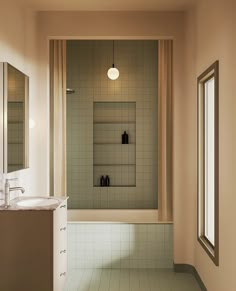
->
(14, 197, 59, 208)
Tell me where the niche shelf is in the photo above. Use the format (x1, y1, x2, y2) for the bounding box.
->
(93, 102, 136, 187)
(93, 121, 136, 124)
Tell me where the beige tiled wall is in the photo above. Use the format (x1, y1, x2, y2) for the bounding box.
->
(67, 40, 158, 209)
(67, 223, 173, 269)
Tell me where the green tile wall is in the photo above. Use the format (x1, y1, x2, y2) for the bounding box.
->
(67, 40, 158, 209)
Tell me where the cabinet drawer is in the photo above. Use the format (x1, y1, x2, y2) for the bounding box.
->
(53, 201, 67, 249)
(55, 202, 67, 226)
(54, 252, 67, 291)
(54, 224, 67, 251)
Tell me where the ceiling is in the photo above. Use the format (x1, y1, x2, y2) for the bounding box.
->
(17, 0, 196, 11)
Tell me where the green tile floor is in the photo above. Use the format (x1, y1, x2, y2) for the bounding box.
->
(64, 269, 202, 291)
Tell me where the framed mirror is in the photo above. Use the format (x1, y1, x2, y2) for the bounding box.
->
(0, 63, 29, 173)
(197, 61, 219, 266)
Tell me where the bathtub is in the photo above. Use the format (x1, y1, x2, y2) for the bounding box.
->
(67, 209, 173, 269)
(68, 209, 172, 223)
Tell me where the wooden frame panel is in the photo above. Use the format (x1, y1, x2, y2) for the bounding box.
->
(0, 62, 29, 174)
(197, 60, 219, 266)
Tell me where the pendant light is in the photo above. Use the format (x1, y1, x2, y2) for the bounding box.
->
(107, 40, 119, 80)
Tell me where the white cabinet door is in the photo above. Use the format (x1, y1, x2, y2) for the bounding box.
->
(53, 200, 67, 291)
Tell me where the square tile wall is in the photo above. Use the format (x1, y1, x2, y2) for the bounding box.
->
(67, 223, 173, 270)
(67, 40, 158, 209)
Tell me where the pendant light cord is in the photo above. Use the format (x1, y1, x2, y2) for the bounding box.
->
(113, 40, 115, 67)
(107, 40, 119, 80)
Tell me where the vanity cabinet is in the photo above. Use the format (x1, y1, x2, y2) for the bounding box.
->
(0, 199, 67, 291)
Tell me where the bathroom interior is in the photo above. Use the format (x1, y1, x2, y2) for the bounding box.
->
(0, 0, 235, 291)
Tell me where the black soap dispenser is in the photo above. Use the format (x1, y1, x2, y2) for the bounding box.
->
(100, 176, 105, 187)
(105, 175, 110, 187)
(122, 131, 129, 144)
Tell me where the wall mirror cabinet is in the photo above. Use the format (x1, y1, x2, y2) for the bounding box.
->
(0, 63, 29, 173)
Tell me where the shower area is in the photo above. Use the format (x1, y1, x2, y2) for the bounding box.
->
(50, 39, 173, 271)
(66, 40, 158, 215)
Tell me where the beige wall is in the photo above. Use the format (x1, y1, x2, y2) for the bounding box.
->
(173, 8, 197, 266)
(1, 2, 236, 288)
(38, 11, 194, 264)
(185, 0, 236, 290)
(0, 2, 48, 196)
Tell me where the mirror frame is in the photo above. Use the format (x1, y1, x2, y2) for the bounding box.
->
(197, 60, 219, 266)
(0, 62, 29, 174)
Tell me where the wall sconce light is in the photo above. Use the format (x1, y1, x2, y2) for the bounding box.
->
(107, 40, 119, 80)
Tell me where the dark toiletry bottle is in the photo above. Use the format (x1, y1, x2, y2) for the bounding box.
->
(105, 175, 110, 187)
(122, 131, 129, 144)
(100, 176, 105, 187)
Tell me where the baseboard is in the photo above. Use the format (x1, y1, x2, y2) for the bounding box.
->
(174, 264, 207, 291)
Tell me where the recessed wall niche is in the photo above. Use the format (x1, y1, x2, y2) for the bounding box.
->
(66, 40, 158, 209)
(93, 102, 136, 187)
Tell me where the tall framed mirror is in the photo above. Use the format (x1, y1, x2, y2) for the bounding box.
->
(197, 61, 219, 266)
(0, 63, 29, 173)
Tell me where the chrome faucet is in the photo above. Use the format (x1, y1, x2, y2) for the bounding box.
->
(5, 179, 25, 208)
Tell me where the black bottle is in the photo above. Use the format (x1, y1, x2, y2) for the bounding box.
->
(100, 176, 105, 187)
(105, 175, 110, 187)
(122, 131, 129, 144)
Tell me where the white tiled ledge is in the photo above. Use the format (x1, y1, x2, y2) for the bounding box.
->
(68, 209, 173, 224)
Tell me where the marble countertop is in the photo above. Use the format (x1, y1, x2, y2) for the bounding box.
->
(0, 196, 68, 211)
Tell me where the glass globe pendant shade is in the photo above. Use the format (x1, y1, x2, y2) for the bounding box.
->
(107, 64, 119, 80)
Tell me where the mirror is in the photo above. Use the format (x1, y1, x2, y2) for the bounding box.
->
(0, 63, 29, 173)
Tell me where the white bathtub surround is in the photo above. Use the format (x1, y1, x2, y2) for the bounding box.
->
(67, 209, 168, 223)
(67, 223, 173, 270)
